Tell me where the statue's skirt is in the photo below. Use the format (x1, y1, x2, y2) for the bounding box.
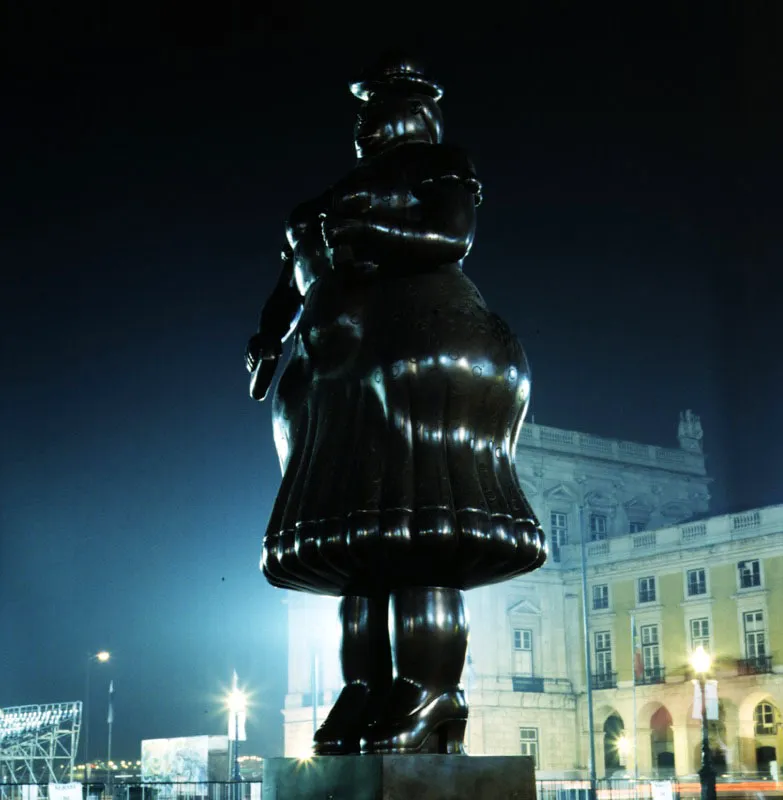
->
(262, 265, 547, 596)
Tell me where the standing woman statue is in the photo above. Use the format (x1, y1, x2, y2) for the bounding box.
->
(245, 54, 546, 756)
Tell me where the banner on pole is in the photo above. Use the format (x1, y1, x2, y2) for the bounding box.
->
(107, 679, 114, 725)
(228, 709, 247, 741)
(692, 679, 719, 720)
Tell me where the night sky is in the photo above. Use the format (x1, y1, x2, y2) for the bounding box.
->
(2, 7, 781, 760)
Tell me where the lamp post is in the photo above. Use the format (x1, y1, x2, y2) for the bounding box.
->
(691, 646, 717, 800)
(226, 673, 246, 794)
(107, 680, 114, 797)
(578, 505, 597, 800)
(84, 651, 110, 787)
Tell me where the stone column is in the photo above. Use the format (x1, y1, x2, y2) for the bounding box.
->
(595, 730, 606, 779)
(673, 725, 690, 777)
(635, 726, 652, 777)
(737, 717, 757, 773)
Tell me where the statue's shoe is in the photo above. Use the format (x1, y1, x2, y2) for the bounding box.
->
(361, 688, 468, 754)
(313, 683, 374, 756)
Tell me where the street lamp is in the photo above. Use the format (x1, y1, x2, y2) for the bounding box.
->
(690, 646, 717, 800)
(84, 651, 110, 786)
(226, 674, 247, 785)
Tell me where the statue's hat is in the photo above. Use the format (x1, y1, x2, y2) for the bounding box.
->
(350, 52, 444, 102)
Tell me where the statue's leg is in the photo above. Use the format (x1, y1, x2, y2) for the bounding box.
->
(362, 587, 469, 754)
(313, 593, 392, 755)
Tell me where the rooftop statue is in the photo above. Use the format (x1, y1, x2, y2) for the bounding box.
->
(245, 53, 546, 755)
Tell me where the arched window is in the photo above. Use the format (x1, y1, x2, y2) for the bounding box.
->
(755, 702, 776, 735)
(603, 713, 625, 771)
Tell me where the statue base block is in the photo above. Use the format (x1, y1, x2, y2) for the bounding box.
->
(261, 754, 536, 800)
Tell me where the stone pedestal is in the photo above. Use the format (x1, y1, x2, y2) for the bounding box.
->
(262, 754, 536, 800)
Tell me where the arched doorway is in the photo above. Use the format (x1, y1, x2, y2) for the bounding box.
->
(650, 706, 675, 777)
(603, 713, 626, 773)
(754, 701, 781, 775)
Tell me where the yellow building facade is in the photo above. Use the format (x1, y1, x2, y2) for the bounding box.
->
(564, 504, 783, 779)
(281, 417, 783, 777)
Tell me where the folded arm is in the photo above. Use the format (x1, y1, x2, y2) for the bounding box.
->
(323, 179, 477, 265)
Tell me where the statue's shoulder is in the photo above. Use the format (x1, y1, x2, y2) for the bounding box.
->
(404, 143, 482, 205)
(286, 193, 329, 242)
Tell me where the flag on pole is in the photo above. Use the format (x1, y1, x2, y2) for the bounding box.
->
(107, 680, 114, 725)
(631, 616, 644, 683)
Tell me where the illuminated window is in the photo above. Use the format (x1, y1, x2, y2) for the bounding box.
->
(641, 624, 660, 672)
(744, 610, 766, 658)
(755, 702, 776, 735)
(595, 631, 612, 677)
(690, 618, 710, 651)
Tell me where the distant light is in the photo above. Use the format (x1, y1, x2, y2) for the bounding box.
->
(616, 734, 631, 756)
(96, 651, 111, 663)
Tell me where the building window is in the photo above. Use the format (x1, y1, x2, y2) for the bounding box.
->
(687, 568, 707, 597)
(629, 521, 645, 533)
(589, 514, 608, 541)
(593, 584, 609, 610)
(755, 702, 776, 735)
(641, 624, 661, 675)
(595, 631, 613, 677)
(550, 512, 568, 562)
(513, 629, 532, 651)
(690, 618, 710, 651)
(513, 628, 533, 676)
(519, 727, 539, 766)
(638, 576, 656, 604)
(744, 611, 766, 658)
(738, 560, 761, 589)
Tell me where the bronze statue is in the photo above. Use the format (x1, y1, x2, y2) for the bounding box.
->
(246, 54, 546, 756)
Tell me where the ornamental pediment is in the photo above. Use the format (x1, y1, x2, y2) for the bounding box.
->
(507, 598, 542, 616)
(584, 490, 614, 508)
(543, 483, 578, 503)
(624, 496, 653, 515)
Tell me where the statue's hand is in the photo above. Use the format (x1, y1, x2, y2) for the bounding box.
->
(245, 332, 282, 374)
(320, 214, 364, 249)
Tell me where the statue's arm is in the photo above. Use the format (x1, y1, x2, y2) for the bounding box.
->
(245, 245, 302, 398)
(323, 180, 477, 265)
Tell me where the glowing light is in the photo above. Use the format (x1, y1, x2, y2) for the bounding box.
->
(96, 651, 111, 663)
(616, 734, 631, 756)
(226, 687, 247, 715)
(690, 645, 711, 675)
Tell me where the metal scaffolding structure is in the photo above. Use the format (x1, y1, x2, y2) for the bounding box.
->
(0, 702, 82, 784)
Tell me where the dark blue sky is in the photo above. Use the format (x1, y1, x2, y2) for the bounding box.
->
(1, 7, 781, 759)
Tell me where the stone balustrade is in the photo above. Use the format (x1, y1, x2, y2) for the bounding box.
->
(516, 423, 706, 476)
(563, 503, 783, 564)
